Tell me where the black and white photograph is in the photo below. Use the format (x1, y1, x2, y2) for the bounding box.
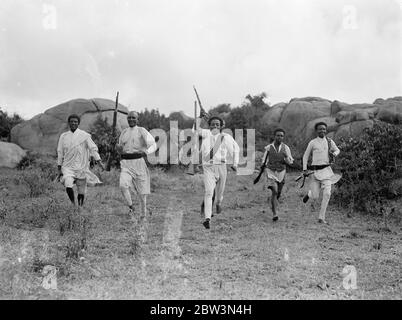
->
(0, 0, 401, 303)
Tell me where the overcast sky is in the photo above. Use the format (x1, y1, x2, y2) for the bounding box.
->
(0, 0, 401, 119)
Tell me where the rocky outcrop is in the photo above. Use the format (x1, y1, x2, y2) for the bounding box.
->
(374, 97, 402, 124)
(8, 96, 402, 161)
(248, 95, 402, 163)
(0, 141, 27, 168)
(279, 99, 331, 145)
(10, 98, 129, 155)
(259, 96, 402, 152)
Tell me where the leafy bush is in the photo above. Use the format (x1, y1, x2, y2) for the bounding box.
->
(89, 115, 121, 169)
(16, 153, 58, 198)
(333, 121, 402, 214)
(16, 152, 40, 170)
(139, 108, 170, 130)
(0, 108, 24, 141)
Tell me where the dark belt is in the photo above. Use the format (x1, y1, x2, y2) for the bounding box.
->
(307, 164, 331, 170)
(121, 153, 144, 160)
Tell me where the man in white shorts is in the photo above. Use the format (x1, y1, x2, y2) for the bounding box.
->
(57, 114, 104, 207)
(117, 111, 157, 219)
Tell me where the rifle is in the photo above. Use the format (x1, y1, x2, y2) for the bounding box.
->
(186, 100, 200, 175)
(106, 91, 119, 171)
(193, 85, 209, 120)
(186, 86, 208, 175)
(253, 147, 270, 184)
(295, 171, 314, 188)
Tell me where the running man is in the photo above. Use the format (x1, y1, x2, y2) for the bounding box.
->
(196, 116, 240, 229)
(302, 122, 341, 224)
(57, 114, 104, 207)
(261, 128, 294, 221)
(117, 111, 157, 219)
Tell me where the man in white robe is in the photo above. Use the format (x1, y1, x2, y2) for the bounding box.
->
(117, 111, 157, 219)
(57, 114, 104, 206)
(302, 122, 341, 224)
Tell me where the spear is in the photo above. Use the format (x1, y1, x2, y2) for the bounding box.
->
(106, 91, 119, 171)
(186, 100, 198, 175)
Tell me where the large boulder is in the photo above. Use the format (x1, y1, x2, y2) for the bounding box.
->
(0, 141, 27, 168)
(279, 99, 331, 145)
(260, 102, 287, 129)
(331, 100, 379, 116)
(10, 98, 129, 155)
(305, 116, 339, 142)
(336, 110, 356, 125)
(373, 96, 402, 105)
(289, 97, 332, 104)
(334, 120, 374, 141)
(374, 97, 402, 124)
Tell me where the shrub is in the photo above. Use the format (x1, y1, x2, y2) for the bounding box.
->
(17, 152, 58, 180)
(0, 108, 24, 141)
(89, 115, 121, 169)
(15, 153, 58, 197)
(14, 169, 52, 198)
(16, 152, 40, 170)
(333, 121, 402, 214)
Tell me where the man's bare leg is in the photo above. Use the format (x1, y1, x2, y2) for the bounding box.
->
(268, 185, 279, 221)
(77, 194, 85, 206)
(277, 181, 285, 200)
(139, 194, 147, 219)
(121, 186, 135, 212)
(66, 188, 75, 205)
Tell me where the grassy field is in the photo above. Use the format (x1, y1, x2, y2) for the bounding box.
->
(0, 164, 401, 300)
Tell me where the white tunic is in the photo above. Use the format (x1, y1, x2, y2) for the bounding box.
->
(118, 126, 157, 154)
(57, 128, 101, 185)
(303, 136, 340, 181)
(118, 126, 157, 179)
(198, 129, 240, 166)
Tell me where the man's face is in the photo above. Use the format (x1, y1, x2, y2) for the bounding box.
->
(69, 118, 79, 132)
(127, 113, 139, 127)
(209, 119, 221, 134)
(316, 125, 327, 138)
(274, 131, 284, 144)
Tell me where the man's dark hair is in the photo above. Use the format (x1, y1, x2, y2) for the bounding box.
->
(274, 128, 285, 135)
(314, 122, 327, 130)
(68, 114, 80, 124)
(208, 116, 224, 127)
